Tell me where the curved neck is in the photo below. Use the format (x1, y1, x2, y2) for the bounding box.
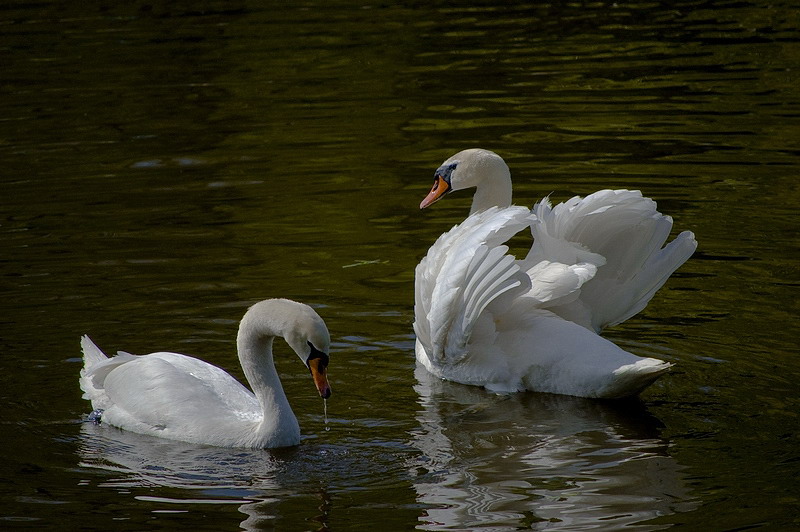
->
(236, 321, 299, 446)
(469, 165, 513, 214)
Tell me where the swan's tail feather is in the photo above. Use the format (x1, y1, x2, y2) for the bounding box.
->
(81, 335, 108, 369)
(602, 358, 673, 399)
(80, 335, 108, 404)
(79, 335, 136, 409)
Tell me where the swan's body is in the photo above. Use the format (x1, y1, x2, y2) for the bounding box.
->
(414, 148, 697, 398)
(80, 299, 332, 448)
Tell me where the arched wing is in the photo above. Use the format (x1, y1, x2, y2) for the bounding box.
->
(414, 206, 532, 366)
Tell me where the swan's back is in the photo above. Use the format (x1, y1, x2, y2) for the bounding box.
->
(79, 335, 265, 447)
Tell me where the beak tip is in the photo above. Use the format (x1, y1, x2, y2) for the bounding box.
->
(308, 357, 332, 399)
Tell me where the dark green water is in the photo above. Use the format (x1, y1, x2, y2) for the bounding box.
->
(2, 1, 798, 530)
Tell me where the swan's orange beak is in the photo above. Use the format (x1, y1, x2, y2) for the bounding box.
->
(308, 357, 332, 399)
(420, 174, 451, 209)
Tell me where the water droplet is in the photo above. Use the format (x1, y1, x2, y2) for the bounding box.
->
(323, 399, 330, 431)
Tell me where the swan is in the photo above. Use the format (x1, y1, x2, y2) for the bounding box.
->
(79, 298, 332, 448)
(414, 148, 697, 398)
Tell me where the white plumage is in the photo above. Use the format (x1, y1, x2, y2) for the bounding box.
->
(414, 149, 697, 398)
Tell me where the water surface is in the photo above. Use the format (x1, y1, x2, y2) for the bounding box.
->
(2, 1, 798, 530)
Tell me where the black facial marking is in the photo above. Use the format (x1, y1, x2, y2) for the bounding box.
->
(307, 341, 329, 370)
(435, 161, 458, 188)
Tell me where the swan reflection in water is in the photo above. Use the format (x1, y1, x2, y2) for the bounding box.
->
(78, 423, 336, 530)
(78, 366, 696, 530)
(410, 366, 697, 530)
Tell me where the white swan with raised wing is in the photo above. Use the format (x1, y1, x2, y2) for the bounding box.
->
(414, 148, 697, 398)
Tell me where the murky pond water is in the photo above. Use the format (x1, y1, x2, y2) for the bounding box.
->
(2, 1, 798, 530)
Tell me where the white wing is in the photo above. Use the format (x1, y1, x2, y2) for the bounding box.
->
(527, 190, 697, 331)
(80, 336, 262, 444)
(414, 206, 532, 367)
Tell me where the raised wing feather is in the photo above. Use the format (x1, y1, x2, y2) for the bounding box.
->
(531, 190, 697, 331)
(414, 206, 532, 366)
(446, 244, 524, 358)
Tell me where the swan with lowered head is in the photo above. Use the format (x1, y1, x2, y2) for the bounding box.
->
(414, 148, 697, 398)
(80, 298, 332, 448)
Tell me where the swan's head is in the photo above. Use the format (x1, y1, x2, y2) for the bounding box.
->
(283, 304, 332, 400)
(420, 148, 509, 209)
(245, 298, 332, 399)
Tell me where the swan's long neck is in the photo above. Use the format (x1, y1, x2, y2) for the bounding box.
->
(236, 313, 299, 447)
(468, 157, 513, 214)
